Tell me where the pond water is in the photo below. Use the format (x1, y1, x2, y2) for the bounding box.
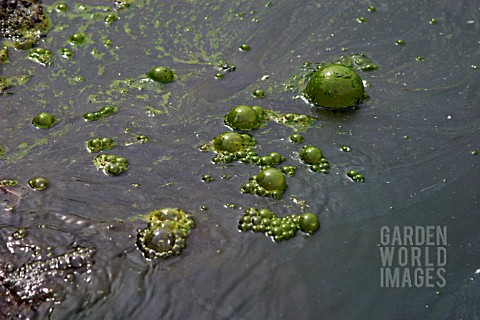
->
(1, 0, 480, 319)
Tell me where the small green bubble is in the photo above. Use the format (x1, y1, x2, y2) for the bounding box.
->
(69, 33, 85, 45)
(340, 146, 351, 152)
(395, 39, 405, 46)
(289, 134, 304, 143)
(28, 177, 49, 191)
(429, 18, 439, 24)
(32, 112, 58, 129)
(357, 17, 367, 23)
(105, 14, 118, 24)
(201, 174, 214, 182)
(239, 44, 251, 51)
(471, 64, 478, 69)
(214, 73, 224, 79)
(416, 56, 426, 62)
(56, 3, 68, 12)
(136, 135, 149, 143)
(471, 150, 478, 155)
(60, 48, 73, 59)
(74, 75, 84, 82)
(252, 89, 265, 98)
(368, 5, 377, 12)
(12, 227, 27, 240)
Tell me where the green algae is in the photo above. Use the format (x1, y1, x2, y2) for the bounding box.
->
(299, 145, 330, 173)
(136, 208, 195, 259)
(0, 47, 9, 64)
(238, 208, 320, 242)
(241, 167, 287, 199)
(93, 154, 129, 176)
(347, 170, 365, 182)
(0, 0, 52, 50)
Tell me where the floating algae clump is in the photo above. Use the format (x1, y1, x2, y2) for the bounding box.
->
(299, 145, 330, 173)
(93, 154, 128, 176)
(241, 167, 287, 199)
(146, 66, 175, 83)
(137, 208, 196, 259)
(238, 208, 320, 242)
(0, 0, 51, 49)
(302, 64, 365, 109)
(224, 105, 267, 131)
(201, 132, 257, 163)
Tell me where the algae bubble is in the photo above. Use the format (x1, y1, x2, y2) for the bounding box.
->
(224, 105, 267, 131)
(289, 133, 304, 143)
(298, 213, 320, 234)
(28, 177, 49, 191)
(241, 168, 287, 199)
(27, 47, 53, 66)
(252, 89, 265, 98)
(136, 208, 196, 259)
(68, 33, 85, 45)
(86, 138, 115, 153)
(32, 112, 57, 129)
(347, 170, 365, 182)
(302, 64, 365, 109)
(299, 145, 330, 173)
(238, 208, 320, 242)
(83, 105, 117, 121)
(93, 154, 128, 176)
(146, 66, 175, 83)
(203, 132, 257, 164)
(213, 132, 253, 153)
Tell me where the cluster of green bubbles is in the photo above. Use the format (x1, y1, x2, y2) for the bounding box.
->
(347, 170, 365, 182)
(86, 138, 115, 153)
(241, 167, 288, 199)
(299, 145, 330, 173)
(32, 112, 57, 129)
(27, 47, 53, 66)
(83, 106, 117, 122)
(199, 132, 256, 163)
(136, 208, 196, 259)
(93, 154, 128, 176)
(238, 208, 320, 242)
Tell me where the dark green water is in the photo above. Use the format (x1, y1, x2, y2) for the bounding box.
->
(1, 0, 479, 319)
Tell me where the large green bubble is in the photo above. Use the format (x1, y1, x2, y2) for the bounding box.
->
(224, 105, 266, 131)
(302, 64, 365, 109)
(256, 168, 287, 192)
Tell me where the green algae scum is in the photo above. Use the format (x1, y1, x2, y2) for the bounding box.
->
(1, 0, 479, 319)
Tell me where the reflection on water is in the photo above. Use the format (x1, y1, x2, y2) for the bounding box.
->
(1, 0, 479, 319)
